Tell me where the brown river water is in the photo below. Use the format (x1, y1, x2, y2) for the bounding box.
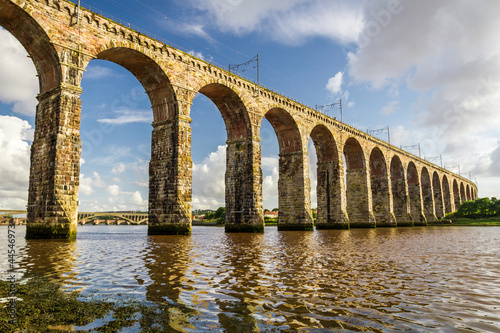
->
(1, 225, 499, 332)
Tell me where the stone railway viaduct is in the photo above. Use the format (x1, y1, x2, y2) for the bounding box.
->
(0, 0, 477, 239)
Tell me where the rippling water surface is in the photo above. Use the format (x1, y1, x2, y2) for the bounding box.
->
(1, 225, 499, 332)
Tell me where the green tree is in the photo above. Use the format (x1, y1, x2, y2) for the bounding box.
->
(215, 207, 225, 219)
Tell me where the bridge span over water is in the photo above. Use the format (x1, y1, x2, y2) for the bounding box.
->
(1, 210, 148, 225)
(0, 0, 477, 239)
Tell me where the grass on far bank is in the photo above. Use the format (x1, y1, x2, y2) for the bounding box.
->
(441, 217, 500, 226)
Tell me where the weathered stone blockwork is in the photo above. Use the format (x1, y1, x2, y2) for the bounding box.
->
(1, 0, 477, 239)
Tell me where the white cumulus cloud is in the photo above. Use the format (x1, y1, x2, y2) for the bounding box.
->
(188, 0, 364, 45)
(192, 145, 226, 209)
(326, 72, 344, 95)
(0, 27, 38, 116)
(0, 116, 32, 209)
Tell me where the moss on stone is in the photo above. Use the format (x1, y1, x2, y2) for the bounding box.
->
(25, 224, 77, 240)
(225, 224, 265, 233)
(277, 223, 314, 231)
(147, 224, 192, 235)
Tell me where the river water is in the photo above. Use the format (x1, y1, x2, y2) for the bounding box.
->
(1, 225, 499, 332)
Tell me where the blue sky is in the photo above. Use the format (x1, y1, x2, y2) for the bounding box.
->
(1, 0, 500, 212)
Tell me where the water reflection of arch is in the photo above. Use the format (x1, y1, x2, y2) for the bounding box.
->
(20, 239, 77, 284)
(211, 232, 266, 331)
(145, 235, 193, 304)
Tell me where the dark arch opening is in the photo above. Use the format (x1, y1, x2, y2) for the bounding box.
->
(442, 175, 452, 214)
(453, 179, 461, 209)
(421, 168, 435, 222)
(343, 137, 373, 227)
(432, 171, 444, 219)
(407, 162, 425, 225)
(466, 184, 471, 201)
(310, 125, 346, 228)
(390, 155, 410, 226)
(460, 182, 466, 202)
(369, 148, 394, 227)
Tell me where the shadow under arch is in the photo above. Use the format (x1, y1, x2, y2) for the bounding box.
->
(442, 175, 452, 214)
(194, 83, 263, 232)
(310, 124, 348, 229)
(264, 108, 313, 231)
(390, 155, 411, 226)
(466, 184, 471, 201)
(421, 167, 436, 222)
(369, 147, 396, 227)
(432, 171, 445, 219)
(452, 179, 461, 208)
(460, 182, 466, 202)
(407, 162, 426, 226)
(343, 137, 375, 228)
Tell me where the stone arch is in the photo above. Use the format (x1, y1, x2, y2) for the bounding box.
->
(390, 155, 411, 226)
(453, 179, 461, 208)
(421, 167, 435, 222)
(197, 83, 251, 140)
(343, 137, 374, 227)
(466, 184, 471, 201)
(460, 182, 466, 202)
(265, 108, 313, 230)
(194, 82, 262, 232)
(0, 0, 61, 93)
(369, 148, 395, 227)
(85, 46, 188, 235)
(309, 124, 347, 229)
(407, 162, 425, 225)
(0, 1, 81, 238)
(432, 171, 445, 219)
(442, 175, 452, 214)
(94, 47, 176, 122)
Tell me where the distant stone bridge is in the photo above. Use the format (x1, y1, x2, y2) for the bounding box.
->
(0, 0, 477, 239)
(77, 212, 148, 225)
